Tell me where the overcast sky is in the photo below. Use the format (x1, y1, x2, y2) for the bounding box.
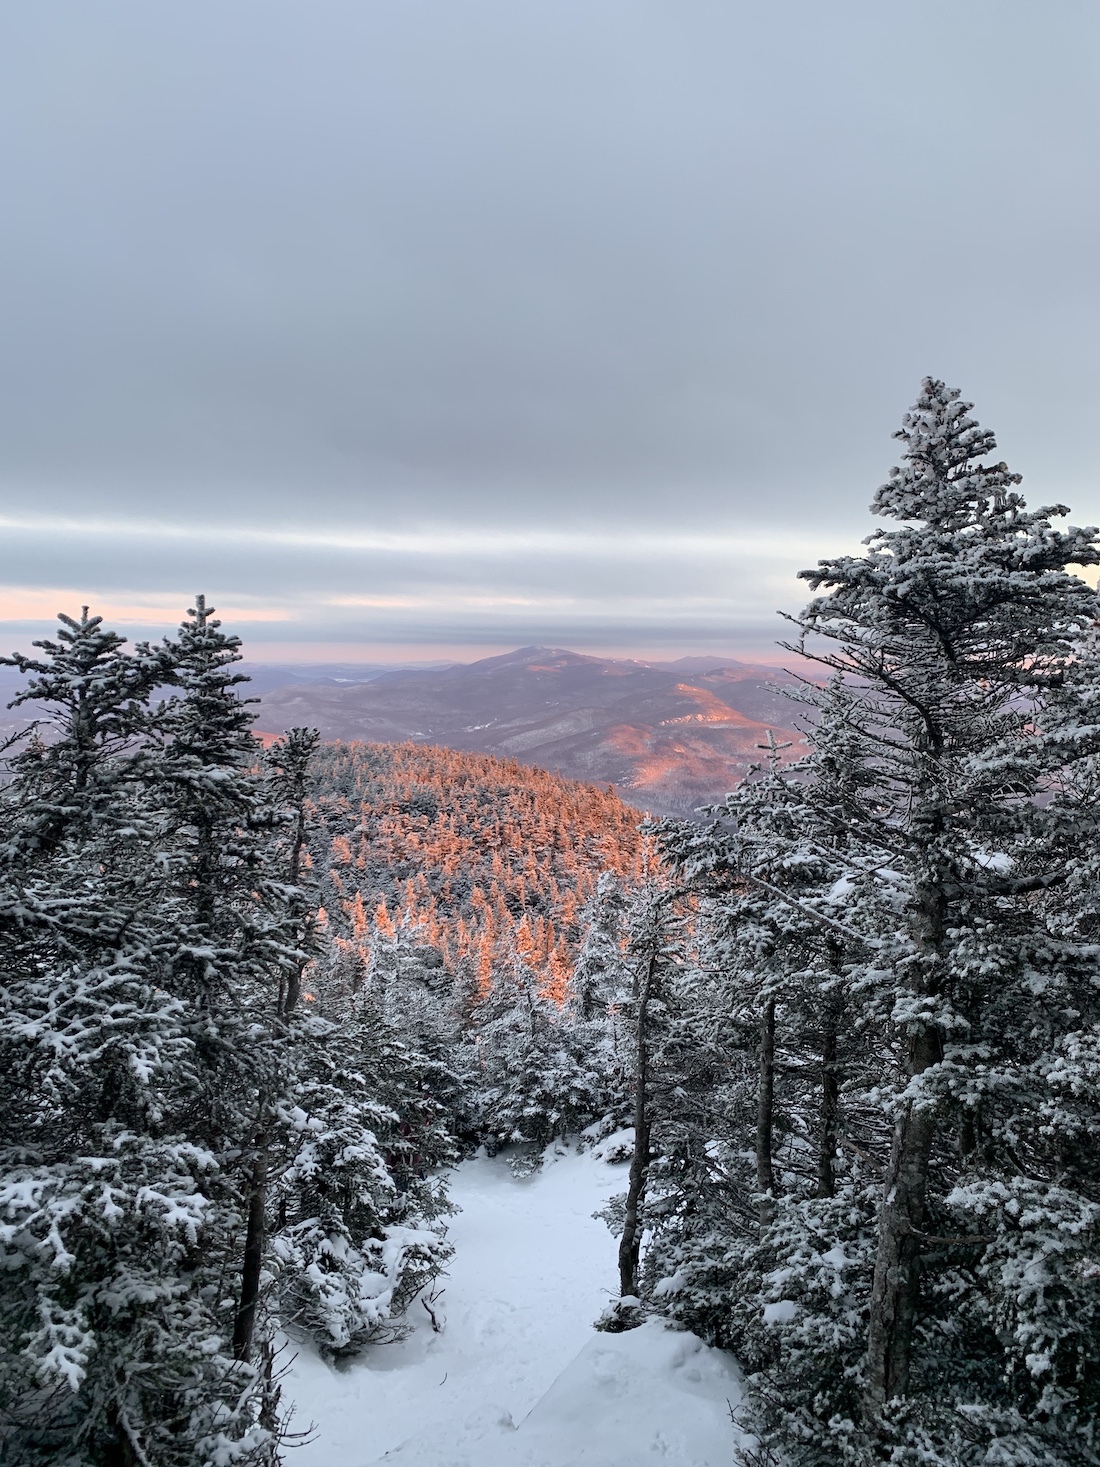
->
(1, 1, 1098, 661)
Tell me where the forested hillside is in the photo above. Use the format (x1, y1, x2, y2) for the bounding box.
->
(307, 742, 647, 1007)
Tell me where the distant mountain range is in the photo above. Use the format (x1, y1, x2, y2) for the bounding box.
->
(0, 646, 811, 815)
(253, 646, 811, 815)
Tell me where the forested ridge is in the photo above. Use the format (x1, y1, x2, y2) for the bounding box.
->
(2, 380, 1100, 1467)
(307, 741, 647, 1007)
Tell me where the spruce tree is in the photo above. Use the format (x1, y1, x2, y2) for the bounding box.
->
(0, 609, 278, 1466)
(788, 382, 1100, 1455)
(151, 598, 301, 1400)
(588, 881, 696, 1330)
(272, 964, 454, 1354)
(650, 713, 886, 1451)
(644, 382, 1100, 1465)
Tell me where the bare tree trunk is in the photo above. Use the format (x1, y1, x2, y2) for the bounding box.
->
(618, 1112, 651, 1299)
(103, 1401, 152, 1467)
(257, 1335, 282, 1437)
(284, 960, 304, 1018)
(232, 1131, 269, 1363)
(958, 1108, 977, 1161)
(816, 995, 839, 1200)
(756, 998, 776, 1219)
(618, 943, 658, 1299)
(865, 875, 944, 1417)
(282, 768, 310, 1019)
(865, 1031, 938, 1407)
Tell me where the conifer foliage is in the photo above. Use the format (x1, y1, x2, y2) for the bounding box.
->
(0, 603, 447, 1466)
(306, 740, 645, 1005)
(643, 381, 1100, 1466)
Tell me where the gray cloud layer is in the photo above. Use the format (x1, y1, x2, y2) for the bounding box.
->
(1, 2, 1098, 652)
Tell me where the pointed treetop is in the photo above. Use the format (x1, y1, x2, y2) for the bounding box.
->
(791, 379, 1100, 683)
(172, 594, 247, 686)
(10, 605, 124, 679)
(188, 593, 212, 626)
(2, 605, 167, 717)
(871, 376, 1027, 531)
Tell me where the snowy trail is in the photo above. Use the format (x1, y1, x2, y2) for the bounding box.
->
(284, 1144, 746, 1466)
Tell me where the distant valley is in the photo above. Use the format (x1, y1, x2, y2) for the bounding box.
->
(252, 646, 810, 815)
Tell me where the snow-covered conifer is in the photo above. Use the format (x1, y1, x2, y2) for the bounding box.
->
(643, 382, 1100, 1464)
(270, 983, 453, 1355)
(648, 713, 886, 1450)
(0, 609, 278, 1465)
(790, 382, 1100, 1458)
(467, 943, 604, 1165)
(571, 871, 628, 1022)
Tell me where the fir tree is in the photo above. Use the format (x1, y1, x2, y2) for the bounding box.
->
(571, 871, 628, 1023)
(649, 714, 885, 1451)
(269, 980, 452, 1356)
(0, 602, 464, 1461)
(152, 598, 300, 1394)
(268, 740, 454, 1357)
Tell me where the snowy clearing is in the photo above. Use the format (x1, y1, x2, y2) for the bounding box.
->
(284, 1144, 747, 1465)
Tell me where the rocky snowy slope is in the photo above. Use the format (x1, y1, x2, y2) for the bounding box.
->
(283, 1144, 747, 1466)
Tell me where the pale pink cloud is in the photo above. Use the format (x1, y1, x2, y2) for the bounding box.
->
(0, 587, 292, 625)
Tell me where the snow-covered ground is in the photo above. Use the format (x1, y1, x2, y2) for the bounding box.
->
(283, 1143, 748, 1465)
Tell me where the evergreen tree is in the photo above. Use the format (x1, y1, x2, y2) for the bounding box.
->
(646, 381, 1100, 1465)
(466, 944, 605, 1166)
(565, 872, 634, 1144)
(571, 871, 628, 1023)
(790, 381, 1100, 1460)
(0, 602, 464, 1461)
(269, 975, 453, 1356)
(0, 609, 278, 1466)
(649, 716, 885, 1449)
(590, 881, 697, 1330)
(269, 752, 455, 1357)
(152, 598, 301, 1398)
